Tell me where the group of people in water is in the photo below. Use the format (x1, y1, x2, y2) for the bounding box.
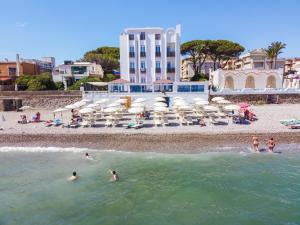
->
(252, 136, 276, 153)
(67, 152, 119, 182)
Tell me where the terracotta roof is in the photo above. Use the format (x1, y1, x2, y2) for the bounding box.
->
(109, 78, 129, 84)
(153, 79, 173, 84)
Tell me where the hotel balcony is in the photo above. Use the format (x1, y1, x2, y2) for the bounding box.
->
(167, 68, 175, 73)
(140, 68, 146, 73)
(167, 51, 175, 57)
(140, 52, 146, 57)
(155, 52, 161, 57)
(156, 68, 161, 73)
(129, 68, 135, 74)
(129, 52, 135, 58)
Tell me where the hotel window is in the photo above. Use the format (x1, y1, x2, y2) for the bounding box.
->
(129, 46, 134, 52)
(130, 77, 135, 83)
(129, 62, 135, 69)
(155, 61, 161, 69)
(155, 34, 161, 40)
(129, 34, 134, 40)
(141, 61, 146, 69)
(140, 45, 145, 53)
(140, 32, 145, 40)
(156, 76, 161, 81)
(155, 45, 160, 53)
(141, 77, 146, 83)
(167, 62, 172, 69)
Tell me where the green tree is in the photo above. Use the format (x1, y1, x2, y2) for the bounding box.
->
(15, 75, 32, 90)
(265, 41, 286, 69)
(27, 79, 47, 91)
(102, 73, 117, 82)
(55, 81, 64, 90)
(82, 46, 120, 73)
(67, 77, 102, 90)
(208, 40, 245, 70)
(191, 73, 207, 81)
(181, 40, 210, 77)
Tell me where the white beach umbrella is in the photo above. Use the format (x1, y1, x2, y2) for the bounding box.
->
(95, 99, 109, 104)
(155, 96, 166, 102)
(154, 106, 168, 113)
(174, 96, 184, 100)
(79, 108, 94, 114)
(53, 108, 68, 113)
(193, 97, 206, 102)
(85, 103, 99, 108)
(19, 105, 32, 111)
(211, 97, 224, 102)
(128, 107, 144, 114)
(107, 102, 121, 108)
(103, 107, 118, 113)
(224, 105, 240, 111)
(131, 102, 145, 108)
(178, 105, 192, 111)
(217, 99, 231, 104)
(133, 98, 146, 103)
(154, 102, 168, 107)
(65, 104, 78, 109)
(174, 100, 188, 106)
(81, 98, 92, 103)
(115, 99, 127, 104)
(195, 100, 209, 106)
(73, 101, 86, 107)
(203, 105, 218, 112)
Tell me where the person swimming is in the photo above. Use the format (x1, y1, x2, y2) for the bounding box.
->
(68, 171, 78, 181)
(252, 136, 259, 152)
(267, 138, 275, 153)
(85, 152, 93, 160)
(109, 170, 119, 182)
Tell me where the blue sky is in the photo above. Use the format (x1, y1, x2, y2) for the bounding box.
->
(1, 0, 299, 64)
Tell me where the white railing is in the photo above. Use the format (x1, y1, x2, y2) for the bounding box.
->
(211, 88, 300, 95)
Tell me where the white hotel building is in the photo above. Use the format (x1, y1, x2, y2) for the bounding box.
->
(120, 25, 181, 83)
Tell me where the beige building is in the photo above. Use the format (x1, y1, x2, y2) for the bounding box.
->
(181, 57, 217, 81)
(222, 49, 285, 70)
(285, 58, 300, 74)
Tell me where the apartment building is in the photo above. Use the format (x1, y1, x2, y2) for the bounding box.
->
(285, 57, 300, 74)
(52, 61, 104, 89)
(222, 49, 285, 70)
(181, 57, 218, 81)
(120, 25, 181, 83)
(25, 57, 55, 73)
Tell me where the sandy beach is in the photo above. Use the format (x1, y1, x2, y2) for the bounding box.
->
(0, 104, 300, 153)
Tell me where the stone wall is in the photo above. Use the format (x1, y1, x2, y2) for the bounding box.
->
(209, 93, 300, 104)
(0, 91, 82, 110)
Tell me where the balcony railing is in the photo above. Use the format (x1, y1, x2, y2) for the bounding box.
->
(155, 68, 161, 73)
(140, 52, 146, 57)
(167, 68, 175, 73)
(155, 52, 161, 57)
(130, 68, 135, 74)
(140, 69, 146, 73)
(129, 52, 135, 58)
(167, 51, 175, 57)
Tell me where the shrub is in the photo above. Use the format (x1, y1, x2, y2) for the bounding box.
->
(55, 81, 64, 90)
(68, 77, 101, 90)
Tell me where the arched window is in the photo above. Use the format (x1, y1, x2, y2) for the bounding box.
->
(224, 76, 234, 89)
(245, 76, 255, 88)
(266, 75, 276, 88)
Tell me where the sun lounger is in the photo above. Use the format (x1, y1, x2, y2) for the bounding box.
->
(289, 124, 300, 129)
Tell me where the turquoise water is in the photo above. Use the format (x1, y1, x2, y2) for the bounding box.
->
(1, 147, 300, 225)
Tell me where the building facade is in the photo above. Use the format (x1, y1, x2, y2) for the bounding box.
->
(181, 57, 218, 81)
(285, 58, 300, 75)
(120, 25, 181, 84)
(25, 57, 55, 73)
(52, 61, 104, 89)
(222, 49, 285, 70)
(211, 69, 283, 90)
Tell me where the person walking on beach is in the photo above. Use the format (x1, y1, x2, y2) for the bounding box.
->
(68, 171, 78, 181)
(267, 138, 275, 153)
(252, 136, 259, 152)
(109, 170, 119, 182)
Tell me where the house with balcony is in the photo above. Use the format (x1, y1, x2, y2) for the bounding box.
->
(120, 25, 181, 84)
(52, 61, 104, 89)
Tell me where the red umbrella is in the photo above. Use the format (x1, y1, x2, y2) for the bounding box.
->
(238, 102, 250, 108)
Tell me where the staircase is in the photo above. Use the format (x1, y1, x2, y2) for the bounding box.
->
(266, 95, 279, 104)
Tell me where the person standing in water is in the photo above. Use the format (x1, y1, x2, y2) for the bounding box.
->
(109, 170, 119, 182)
(68, 171, 78, 181)
(85, 152, 94, 160)
(252, 136, 259, 152)
(267, 138, 275, 153)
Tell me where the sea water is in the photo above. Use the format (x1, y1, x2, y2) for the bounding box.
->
(0, 147, 300, 225)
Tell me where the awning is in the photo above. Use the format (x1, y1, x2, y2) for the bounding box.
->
(109, 78, 129, 84)
(87, 82, 108, 87)
(153, 79, 173, 84)
(0, 77, 12, 81)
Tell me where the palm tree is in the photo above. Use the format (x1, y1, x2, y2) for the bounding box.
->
(265, 41, 286, 69)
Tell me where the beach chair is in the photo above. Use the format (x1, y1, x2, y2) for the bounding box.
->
(52, 119, 62, 126)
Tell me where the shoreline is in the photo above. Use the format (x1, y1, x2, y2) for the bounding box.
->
(1, 132, 300, 153)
